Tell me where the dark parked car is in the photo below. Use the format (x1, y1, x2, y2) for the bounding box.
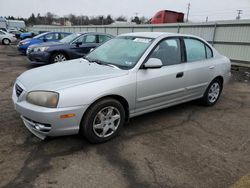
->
(27, 32, 113, 64)
(18, 32, 71, 54)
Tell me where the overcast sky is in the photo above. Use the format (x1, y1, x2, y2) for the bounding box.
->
(1, 0, 250, 22)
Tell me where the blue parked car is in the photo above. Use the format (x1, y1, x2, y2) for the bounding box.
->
(26, 32, 113, 64)
(17, 32, 71, 54)
(19, 31, 48, 40)
(19, 31, 38, 40)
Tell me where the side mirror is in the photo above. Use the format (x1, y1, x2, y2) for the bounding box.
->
(43, 38, 47, 42)
(143, 58, 163, 69)
(75, 41, 82, 47)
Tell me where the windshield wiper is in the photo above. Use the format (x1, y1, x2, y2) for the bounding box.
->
(83, 57, 119, 68)
(106, 63, 121, 69)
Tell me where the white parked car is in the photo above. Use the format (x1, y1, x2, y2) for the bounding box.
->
(0, 30, 17, 45)
(12, 32, 231, 143)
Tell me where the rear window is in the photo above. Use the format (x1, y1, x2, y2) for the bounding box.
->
(184, 38, 213, 62)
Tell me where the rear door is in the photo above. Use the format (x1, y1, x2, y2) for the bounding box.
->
(183, 37, 215, 98)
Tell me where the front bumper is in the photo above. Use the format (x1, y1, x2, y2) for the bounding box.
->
(17, 44, 28, 54)
(12, 84, 89, 139)
(27, 51, 50, 64)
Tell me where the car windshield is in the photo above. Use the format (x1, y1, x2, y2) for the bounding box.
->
(60, 33, 80, 43)
(85, 36, 153, 70)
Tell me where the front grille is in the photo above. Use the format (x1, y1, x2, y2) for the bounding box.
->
(15, 84, 23, 97)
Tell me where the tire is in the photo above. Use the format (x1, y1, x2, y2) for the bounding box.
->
(2, 38, 10, 45)
(201, 79, 222, 106)
(50, 52, 67, 63)
(81, 98, 126, 143)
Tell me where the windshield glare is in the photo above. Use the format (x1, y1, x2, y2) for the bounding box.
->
(86, 36, 153, 69)
(60, 33, 80, 43)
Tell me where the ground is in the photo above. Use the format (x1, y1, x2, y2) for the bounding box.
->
(0, 44, 250, 188)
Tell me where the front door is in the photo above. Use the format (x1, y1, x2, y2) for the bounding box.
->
(70, 34, 98, 58)
(136, 37, 187, 113)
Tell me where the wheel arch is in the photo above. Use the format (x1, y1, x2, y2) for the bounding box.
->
(82, 94, 130, 125)
(212, 75, 224, 87)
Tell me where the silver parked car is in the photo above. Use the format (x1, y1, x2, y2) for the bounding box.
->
(0, 30, 17, 45)
(12, 32, 231, 143)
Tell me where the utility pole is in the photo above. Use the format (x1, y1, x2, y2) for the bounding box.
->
(186, 3, 191, 22)
(206, 16, 208, 22)
(236, 10, 243, 20)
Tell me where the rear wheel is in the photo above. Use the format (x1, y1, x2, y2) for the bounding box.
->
(81, 98, 125, 143)
(201, 79, 222, 106)
(50, 52, 67, 63)
(2, 38, 10, 45)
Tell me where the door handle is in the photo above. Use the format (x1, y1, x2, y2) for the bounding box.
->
(176, 72, 184, 78)
(209, 66, 215, 69)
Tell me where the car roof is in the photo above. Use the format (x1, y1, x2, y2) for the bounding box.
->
(77, 32, 113, 37)
(41, 31, 71, 35)
(119, 32, 196, 39)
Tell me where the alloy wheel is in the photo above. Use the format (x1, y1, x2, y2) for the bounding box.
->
(54, 54, 66, 62)
(3, 39, 10, 45)
(92, 106, 121, 138)
(208, 82, 220, 103)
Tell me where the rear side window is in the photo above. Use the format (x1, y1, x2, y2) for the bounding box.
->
(44, 33, 60, 40)
(98, 35, 111, 43)
(60, 33, 70, 39)
(184, 38, 213, 62)
(84, 35, 96, 43)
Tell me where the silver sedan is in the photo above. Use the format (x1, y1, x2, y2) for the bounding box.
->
(0, 30, 17, 45)
(12, 32, 231, 143)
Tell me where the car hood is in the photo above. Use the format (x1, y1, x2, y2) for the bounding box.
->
(17, 59, 128, 91)
(20, 38, 32, 43)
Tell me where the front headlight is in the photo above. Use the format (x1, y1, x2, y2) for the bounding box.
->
(33, 47, 49, 52)
(22, 41, 30, 45)
(26, 91, 59, 108)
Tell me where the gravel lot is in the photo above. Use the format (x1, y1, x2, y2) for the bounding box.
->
(0, 44, 250, 188)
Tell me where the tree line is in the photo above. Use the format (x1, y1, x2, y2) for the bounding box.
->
(5, 12, 149, 26)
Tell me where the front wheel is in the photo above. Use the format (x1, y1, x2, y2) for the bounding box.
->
(81, 98, 125, 143)
(201, 79, 222, 106)
(2, 38, 10, 45)
(50, 53, 67, 63)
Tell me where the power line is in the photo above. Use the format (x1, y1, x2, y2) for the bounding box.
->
(191, 7, 250, 14)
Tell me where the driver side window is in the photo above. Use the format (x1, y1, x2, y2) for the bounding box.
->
(149, 38, 181, 66)
(43, 33, 60, 40)
(74, 34, 96, 44)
